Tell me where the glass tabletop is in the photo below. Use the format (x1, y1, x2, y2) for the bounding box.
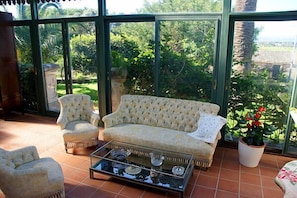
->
(90, 141, 194, 192)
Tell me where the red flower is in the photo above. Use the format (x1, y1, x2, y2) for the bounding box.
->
(245, 113, 253, 121)
(252, 120, 261, 127)
(258, 106, 265, 112)
(255, 112, 261, 119)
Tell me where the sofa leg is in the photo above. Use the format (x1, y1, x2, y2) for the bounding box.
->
(196, 166, 208, 171)
(64, 143, 69, 153)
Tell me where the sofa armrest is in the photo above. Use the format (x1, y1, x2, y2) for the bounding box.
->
(102, 111, 126, 128)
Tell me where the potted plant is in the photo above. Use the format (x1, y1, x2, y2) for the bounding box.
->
(238, 106, 276, 167)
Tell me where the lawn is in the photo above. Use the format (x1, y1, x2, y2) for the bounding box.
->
(57, 81, 99, 109)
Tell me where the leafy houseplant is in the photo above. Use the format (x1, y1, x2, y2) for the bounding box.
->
(238, 106, 276, 167)
(241, 106, 276, 146)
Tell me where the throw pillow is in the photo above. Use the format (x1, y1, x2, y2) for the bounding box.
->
(188, 112, 227, 144)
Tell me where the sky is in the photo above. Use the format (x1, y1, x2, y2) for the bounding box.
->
(66, 0, 297, 42)
(3, 0, 297, 42)
(251, 0, 297, 42)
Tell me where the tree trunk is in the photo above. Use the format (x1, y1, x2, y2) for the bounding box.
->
(233, 0, 257, 75)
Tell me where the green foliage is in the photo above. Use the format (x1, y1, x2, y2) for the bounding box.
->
(57, 82, 98, 108)
(142, 0, 221, 13)
(71, 34, 97, 74)
(226, 67, 290, 144)
(18, 64, 38, 111)
(110, 32, 139, 68)
(157, 20, 215, 100)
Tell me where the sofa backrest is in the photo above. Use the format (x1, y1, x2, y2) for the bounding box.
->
(117, 94, 220, 132)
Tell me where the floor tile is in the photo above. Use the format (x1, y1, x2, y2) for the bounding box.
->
(240, 172, 261, 185)
(218, 178, 239, 194)
(240, 182, 263, 197)
(0, 113, 295, 198)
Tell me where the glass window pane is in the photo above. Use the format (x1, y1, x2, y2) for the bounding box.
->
(38, 0, 98, 19)
(69, 22, 99, 111)
(15, 26, 37, 111)
(226, 20, 297, 152)
(106, 0, 222, 15)
(232, 0, 297, 12)
(39, 23, 62, 112)
(159, 20, 217, 102)
(110, 22, 155, 111)
(0, 4, 32, 20)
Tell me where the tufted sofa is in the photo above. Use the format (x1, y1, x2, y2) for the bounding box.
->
(0, 146, 65, 198)
(102, 94, 222, 168)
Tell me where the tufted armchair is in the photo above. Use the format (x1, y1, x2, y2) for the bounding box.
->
(0, 146, 65, 198)
(57, 94, 100, 153)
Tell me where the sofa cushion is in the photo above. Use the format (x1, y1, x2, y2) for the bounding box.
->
(188, 112, 227, 144)
(102, 124, 220, 161)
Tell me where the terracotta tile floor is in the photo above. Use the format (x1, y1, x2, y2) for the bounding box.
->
(0, 113, 293, 198)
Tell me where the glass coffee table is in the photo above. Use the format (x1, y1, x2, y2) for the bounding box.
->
(90, 141, 194, 198)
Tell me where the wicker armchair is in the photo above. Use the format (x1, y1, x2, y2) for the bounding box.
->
(57, 94, 100, 153)
(0, 146, 65, 198)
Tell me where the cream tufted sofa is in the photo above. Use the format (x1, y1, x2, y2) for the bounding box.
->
(0, 146, 65, 198)
(57, 94, 100, 153)
(102, 94, 221, 168)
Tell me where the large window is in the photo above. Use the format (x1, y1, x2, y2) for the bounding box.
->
(226, 20, 297, 153)
(3, 0, 297, 155)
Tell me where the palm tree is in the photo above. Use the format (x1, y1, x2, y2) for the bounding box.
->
(233, 0, 257, 75)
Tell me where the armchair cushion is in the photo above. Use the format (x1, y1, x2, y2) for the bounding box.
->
(63, 120, 99, 142)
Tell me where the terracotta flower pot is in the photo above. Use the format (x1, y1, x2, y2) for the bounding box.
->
(238, 137, 265, 167)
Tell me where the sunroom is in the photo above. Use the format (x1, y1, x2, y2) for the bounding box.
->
(0, 0, 297, 197)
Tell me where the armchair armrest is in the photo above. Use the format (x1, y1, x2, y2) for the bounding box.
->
(89, 111, 100, 127)
(56, 112, 68, 129)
